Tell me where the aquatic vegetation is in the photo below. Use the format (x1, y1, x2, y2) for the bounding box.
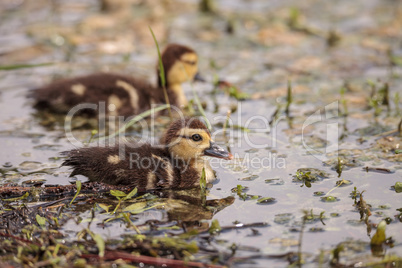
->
(1, 0, 402, 266)
(149, 27, 172, 119)
(69, 180, 81, 205)
(354, 190, 372, 221)
(285, 80, 292, 117)
(293, 168, 331, 187)
(320, 196, 338, 202)
(393, 182, 402, 193)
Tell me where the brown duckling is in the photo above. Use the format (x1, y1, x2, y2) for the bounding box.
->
(62, 117, 233, 190)
(32, 44, 202, 117)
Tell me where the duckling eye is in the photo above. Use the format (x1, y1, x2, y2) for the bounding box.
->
(182, 60, 196, 65)
(191, 134, 202, 142)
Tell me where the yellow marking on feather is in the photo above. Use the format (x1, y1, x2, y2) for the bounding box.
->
(71, 84, 86, 96)
(116, 80, 139, 112)
(108, 95, 122, 115)
(146, 172, 156, 189)
(107, 155, 120, 164)
(152, 154, 174, 186)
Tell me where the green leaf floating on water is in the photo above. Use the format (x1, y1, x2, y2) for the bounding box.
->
(314, 191, 325, 196)
(320, 196, 338, 202)
(123, 202, 147, 212)
(124, 188, 138, 200)
(92, 234, 105, 257)
(36, 215, 46, 227)
(257, 197, 276, 204)
(208, 219, 221, 234)
(394, 182, 402, 193)
(98, 203, 111, 213)
(110, 190, 127, 197)
(371, 220, 386, 245)
(70, 180, 82, 205)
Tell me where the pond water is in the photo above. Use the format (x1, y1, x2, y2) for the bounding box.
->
(0, 0, 401, 267)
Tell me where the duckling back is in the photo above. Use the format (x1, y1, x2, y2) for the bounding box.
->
(32, 73, 154, 117)
(63, 144, 168, 190)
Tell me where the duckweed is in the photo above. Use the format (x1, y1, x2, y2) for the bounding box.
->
(314, 191, 325, 196)
(256, 197, 276, 204)
(320, 196, 338, 202)
(394, 182, 402, 193)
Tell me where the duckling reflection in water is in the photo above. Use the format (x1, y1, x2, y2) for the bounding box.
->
(62, 117, 233, 190)
(32, 44, 203, 117)
(135, 188, 235, 232)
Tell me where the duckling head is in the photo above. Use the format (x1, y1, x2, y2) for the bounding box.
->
(162, 118, 233, 162)
(158, 44, 200, 107)
(159, 44, 199, 87)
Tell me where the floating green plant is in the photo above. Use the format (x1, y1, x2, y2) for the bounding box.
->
(35, 214, 47, 227)
(256, 197, 276, 204)
(394, 182, 402, 193)
(335, 179, 352, 186)
(294, 170, 313, 187)
(350, 187, 359, 204)
(208, 219, 221, 235)
(232, 184, 249, 201)
(320, 196, 338, 202)
(293, 168, 330, 187)
(110, 188, 138, 214)
(313, 191, 325, 196)
(70, 180, 81, 205)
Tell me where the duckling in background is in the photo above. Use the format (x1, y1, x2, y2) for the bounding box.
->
(32, 44, 202, 117)
(62, 117, 233, 190)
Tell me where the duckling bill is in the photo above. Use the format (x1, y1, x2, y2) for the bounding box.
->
(32, 44, 202, 117)
(62, 118, 233, 190)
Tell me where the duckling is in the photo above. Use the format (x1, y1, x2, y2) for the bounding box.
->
(32, 44, 201, 117)
(62, 117, 233, 190)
